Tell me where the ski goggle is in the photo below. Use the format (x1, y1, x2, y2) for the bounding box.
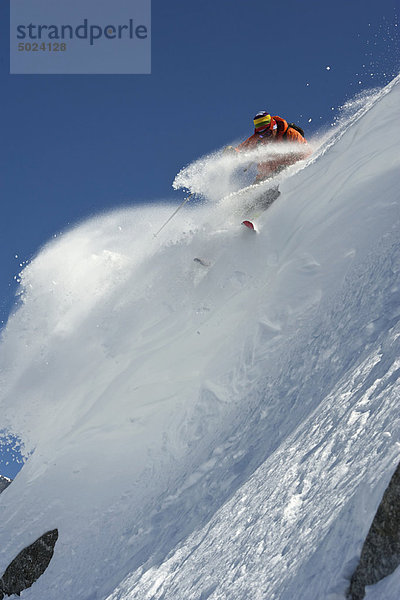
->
(254, 113, 272, 131)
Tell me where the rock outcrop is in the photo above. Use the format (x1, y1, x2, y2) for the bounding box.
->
(348, 461, 400, 599)
(0, 476, 11, 495)
(0, 529, 58, 599)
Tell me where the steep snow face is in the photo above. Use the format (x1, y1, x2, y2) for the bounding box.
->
(0, 76, 399, 600)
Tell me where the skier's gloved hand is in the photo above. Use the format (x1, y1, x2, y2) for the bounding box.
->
(223, 145, 237, 156)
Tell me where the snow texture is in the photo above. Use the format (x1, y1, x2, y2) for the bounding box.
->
(0, 75, 399, 600)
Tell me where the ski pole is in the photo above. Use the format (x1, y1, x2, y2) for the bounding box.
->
(153, 192, 194, 238)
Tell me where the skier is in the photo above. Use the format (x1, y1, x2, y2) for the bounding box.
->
(225, 111, 310, 183)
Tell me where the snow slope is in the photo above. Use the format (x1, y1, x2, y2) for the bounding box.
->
(0, 76, 399, 600)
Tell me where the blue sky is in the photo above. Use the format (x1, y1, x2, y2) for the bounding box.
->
(0, 0, 399, 477)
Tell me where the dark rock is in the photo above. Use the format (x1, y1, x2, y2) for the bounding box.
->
(0, 529, 58, 599)
(348, 461, 400, 599)
(0, 477, 12, 495)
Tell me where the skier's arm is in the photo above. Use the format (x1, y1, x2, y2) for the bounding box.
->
(222, 145, 238, 156)
(236, 134, 257, 151)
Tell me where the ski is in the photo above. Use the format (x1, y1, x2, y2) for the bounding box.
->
(222, 183, 281, 216)
(242, 220, 257, 231)
(193, 257, 211, 267)
(240, 187, 280, 232)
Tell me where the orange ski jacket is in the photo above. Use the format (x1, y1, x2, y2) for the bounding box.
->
(236, 116, 309, 181)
